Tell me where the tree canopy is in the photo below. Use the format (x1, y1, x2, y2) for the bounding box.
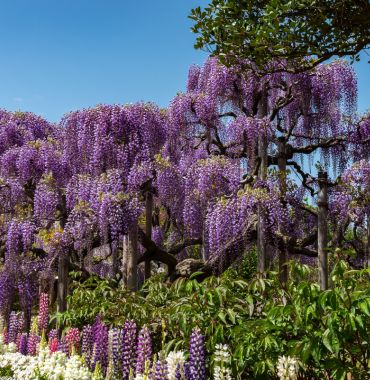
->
(0, 56, 369, 325)
(190, 0, 370, 71)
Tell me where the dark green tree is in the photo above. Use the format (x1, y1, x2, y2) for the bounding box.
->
(190, 0, 370, 72)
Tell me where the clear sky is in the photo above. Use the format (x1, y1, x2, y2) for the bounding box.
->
(0, 0, 368, 122)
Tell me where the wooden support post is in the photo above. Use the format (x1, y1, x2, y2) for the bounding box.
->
(122, 235, 129, 287)
(366, 213, 370, 268)
(126, 223, 138, 291)
(144, 192, 153, 280)
(257, 92, 268, 274)
(278, 137, 288, 285)
(57, 254, 69, 323)
(318, 171, 329, 290)
(111, 241, 119, 279)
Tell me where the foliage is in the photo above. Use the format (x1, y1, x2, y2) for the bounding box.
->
(190, 0, 370, 71)
(56, 260, 370, 379)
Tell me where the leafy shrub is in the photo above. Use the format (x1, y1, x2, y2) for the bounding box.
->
(54, 261, 370, 379)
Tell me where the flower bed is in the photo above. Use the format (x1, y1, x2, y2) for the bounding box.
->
(0, 307, 242, 380)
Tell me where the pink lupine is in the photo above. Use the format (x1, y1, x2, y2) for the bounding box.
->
(37, 293, 49, 333)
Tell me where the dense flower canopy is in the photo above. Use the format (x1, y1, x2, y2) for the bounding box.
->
(0, 57, 368, 322)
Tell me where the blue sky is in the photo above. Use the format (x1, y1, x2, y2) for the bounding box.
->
(0, 0, 368, 122)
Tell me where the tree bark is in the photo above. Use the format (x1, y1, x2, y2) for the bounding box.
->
(278, 137, 288, 285)
(318, 171, 329, 290)
(122, 235, 129, 286)
(111, 241, 119, 279)
(126, 223, 138, 291)
(57, 254, 69, 315)
(144, 192, 153, 280)
(366, 213, 370, 268)
(257, 92, 268, 273)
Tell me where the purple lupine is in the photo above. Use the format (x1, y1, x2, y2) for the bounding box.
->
(110, 327, 122, 374)
(17, 312, 25, 332)
(91, 320, 109, 374)
(176, 364, 182, 380)
(58, 336, 69, 355)
(121, 320, 137, 380)
(82, 325, 93, 367)
(27, 334, 41, 356)
(136, 325, 152, 374)
(154, 360, 168, 380)
(37, 293, 49, 333)
(184, 362, 192, 380)
(19, 333, 28, 355)
(189, 328, 206, 380)
(8, 311, 19, 343)
(48, 328, 58, 341)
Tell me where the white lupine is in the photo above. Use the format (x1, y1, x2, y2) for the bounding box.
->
(134, 374, 146, 380)
(214, 344, 230, 363)
(64, 355, 92, 380)
(166, 351, 186, 380)
(214, 365, 232, 380)
(276, 356, 299, 380)
(213, 344, 233, 380)
(0, 352, 38, 380)
(0, 342, 97, 380)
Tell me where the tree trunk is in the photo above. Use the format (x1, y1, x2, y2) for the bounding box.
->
(57, 255, 69, 315)
(126, 224, 138, 291)
(318, 171, 329, 290)
(144, 192, 153, 280)
(257, 92, 268, 273)
(122, 235, 129, 286)
(111, 241, 119, 279)
(201, 228, 208, 261)
(366, 213, 370, 268)
(278, 137, 288, 285)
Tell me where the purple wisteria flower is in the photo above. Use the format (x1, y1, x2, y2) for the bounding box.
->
(189, 328, 206, 380)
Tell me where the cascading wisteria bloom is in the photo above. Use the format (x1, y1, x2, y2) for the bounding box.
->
(189, 328, 206, 380)
(136, 325, 152, 375)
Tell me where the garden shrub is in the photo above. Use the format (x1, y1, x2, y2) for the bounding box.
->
(54, 261, 370, 379)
